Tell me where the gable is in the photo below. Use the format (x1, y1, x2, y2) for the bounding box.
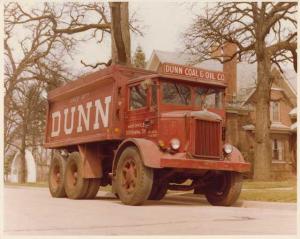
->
(146, 50, 223, 72)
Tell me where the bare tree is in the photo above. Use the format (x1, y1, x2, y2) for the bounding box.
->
(184, 2, 297, 180)
(4, 3, 75, 182)
(4, 2, 138, 182)
(6, 2, 135, 67)
(8, 83, 47, 182)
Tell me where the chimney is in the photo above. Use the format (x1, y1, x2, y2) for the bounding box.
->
(222, 43, 237, 103)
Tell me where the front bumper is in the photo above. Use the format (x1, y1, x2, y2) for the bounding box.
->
(160, 158, 250, 173)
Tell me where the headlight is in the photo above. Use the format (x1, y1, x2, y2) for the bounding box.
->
(170, 138, 180, 150)
(223, 144, 233, 154)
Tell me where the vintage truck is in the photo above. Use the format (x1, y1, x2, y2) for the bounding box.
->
(45, 63, 250, 206)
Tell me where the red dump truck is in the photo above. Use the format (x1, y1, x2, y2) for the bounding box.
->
(45, 63, 250, 206)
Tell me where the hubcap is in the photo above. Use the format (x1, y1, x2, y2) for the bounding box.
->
(121, 157, 138, 194)
(51, 165, 60, 189)
(72, 171, 78, 186)
(68, 164, 78, 186)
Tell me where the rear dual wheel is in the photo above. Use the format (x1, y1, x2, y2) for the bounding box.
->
(49, 152, 99, 199)
(64, 152, 89, 199)
(48, 153, 67, 198)
(64, 152, 100, 199)
(85, 178, 100, 199)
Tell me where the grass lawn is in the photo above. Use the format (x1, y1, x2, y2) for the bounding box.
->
(4, 182, 48, 188)
(240, 189, 297, 203)
(243, 179, 297, 189)
(240, 179, 297, 203)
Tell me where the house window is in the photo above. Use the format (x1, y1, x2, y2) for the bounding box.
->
(270, 101, 280, 122)
(272, 139, 284, 161)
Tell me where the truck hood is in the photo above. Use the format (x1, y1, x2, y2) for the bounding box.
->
(161, 109, 222, 121)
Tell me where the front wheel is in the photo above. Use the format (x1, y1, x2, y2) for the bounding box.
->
(115, 146, 153, 206)
(205, 171, 243, 206)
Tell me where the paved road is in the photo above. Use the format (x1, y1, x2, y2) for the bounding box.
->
(4, 186, 297, 235)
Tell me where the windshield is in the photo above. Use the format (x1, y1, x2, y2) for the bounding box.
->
(195, 87, 224, 109)
(162, 82, 191, 105)
(161, 81, 224, 109)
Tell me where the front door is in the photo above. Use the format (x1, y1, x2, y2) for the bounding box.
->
(125, 81, 158, 139)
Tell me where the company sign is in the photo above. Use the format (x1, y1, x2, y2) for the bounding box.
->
(50, 96, 112, 138)
(160, 63, 225, 82)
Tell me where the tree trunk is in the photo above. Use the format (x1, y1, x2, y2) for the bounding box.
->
(109, 2, 131, 66)
(19, 135, 26, 183)
(253, 57, 272, 180)
(19, 116, 28, 183)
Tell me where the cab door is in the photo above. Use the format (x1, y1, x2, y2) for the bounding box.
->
(125, 81, 158, 139)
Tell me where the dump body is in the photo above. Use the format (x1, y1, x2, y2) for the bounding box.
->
(45, 65, 153, 148)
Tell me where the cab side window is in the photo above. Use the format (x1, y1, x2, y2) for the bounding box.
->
(130, 84, 147, 110)
(151, 84, 157, 106)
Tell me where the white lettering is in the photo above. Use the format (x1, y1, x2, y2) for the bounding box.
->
(165, 65, 183, 75)
(64, 107, 75, 135)
(93, 96, 112, 129)
(51, 96, 112, 136)
(77, 101, 92, 133)
(51, 111, 61, 137)
(217, 73, 224, 81)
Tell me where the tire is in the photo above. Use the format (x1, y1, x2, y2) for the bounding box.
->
(64, 152, 89, 199)
(116, 146, 153, 206)
(48, 153, 67, 198)
(148, 171, 168, 200)
(85, 178, 100, 199)
(193, 186, 206, 195)
(148, 183, 168, 200)
(205, 171, 243, 206)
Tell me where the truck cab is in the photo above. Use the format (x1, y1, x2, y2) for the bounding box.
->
(45, 64, 250, 206)
(126, 76, 226, 157)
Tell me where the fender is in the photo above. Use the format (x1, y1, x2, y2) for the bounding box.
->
(111, 138, 163, 194)
(226, 145, 246, 163)
(112, 138, 163, 173)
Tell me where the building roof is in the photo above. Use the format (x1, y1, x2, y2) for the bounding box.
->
(236, 63, 297, 93)
(289, 107, 297, 118)
(242, 122, 293, 133)
(282, 68, 297, 94)
(290, 122, 297, 132)
(147, 50, 223, 71)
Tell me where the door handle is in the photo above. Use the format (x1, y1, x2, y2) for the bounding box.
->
(143, 119, 152, 128)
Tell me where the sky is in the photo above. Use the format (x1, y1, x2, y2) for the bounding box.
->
(5, 1, 202, 76)
(72, 2, 201, 73)
(5, 1, 297, 89)
(129, 2, 195, 58)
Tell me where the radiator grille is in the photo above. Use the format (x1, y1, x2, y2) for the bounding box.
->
(194, 120, 221, 158)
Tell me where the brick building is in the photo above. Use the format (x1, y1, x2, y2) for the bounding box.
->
(147, 49, 297, 179)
